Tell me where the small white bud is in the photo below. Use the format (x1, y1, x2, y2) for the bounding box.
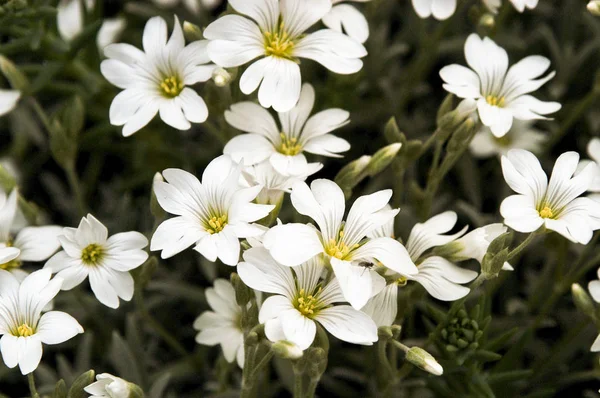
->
(588, 1, 600, 16)
(406, 347, 444, 376)
(272, 340, 304, 360)
(212, 67, 232, 87)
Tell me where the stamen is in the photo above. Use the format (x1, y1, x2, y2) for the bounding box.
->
(81, 243, 104, 266)
(486, 95, 506, 107)
(539, 206, 554, 219)
(278, 133, 302, 156)
(264, 22, 296, 60)
(295, 287, 323, 317)
(160, 76, 184, 98)
(17, 323, 33, 337)
(206, 214, 228, 234)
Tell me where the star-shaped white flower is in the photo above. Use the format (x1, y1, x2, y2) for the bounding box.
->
(0, 269, 83, 375)
(263, 179, 417, 310)
(411, 0, 456, 20)
(151, 155, 275, 265)
(100, 16, 215, 136)
(238, 247, 377, 350)
(194, 279, 245, 368)
(322, 0, 372, 44)
(204, 0, 367, 112)
(440, 34, 561, 137)
(224, 83, 350, 176)
(500, 149, 600, 244)
(44, 214, 149, 309)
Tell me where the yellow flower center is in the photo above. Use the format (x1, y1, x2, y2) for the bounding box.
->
(160, 76, 184, 98)
(0, 240, 21, 271)
(264, 22, 295, 60)
(486, 95, 506, 107)
(81, 243, 104, 266)
(325, 229, 359, 260)
(278, 133, 302, 156)
(295, 288, 324, 318)
(206, 215, 228, 234)
(396, 276, 408, 287)
(538, 206, 554, 219)
(17, 323, 34, 337)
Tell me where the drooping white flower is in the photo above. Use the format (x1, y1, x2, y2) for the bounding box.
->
(500, 149, 600, 244)
(204, 0, 367, 112)
(0, 269, 83, 374)
(224, 83, 350, 176)
(411, 0, 457, 20)
(322, 0, 372, 44)
(263, 179, 417, 310)
(44, 214, 149, 309)
(0, 189, 63, 280)
(151, 155, 274, 265)
(452, 223, 514, 271)
(84, 373, 133, 398)
(242, 160, 322, 205)
(193, 279, 244, 368)
(100, 16, 215, 136)
(440, 34, 561, 137)
(238, 247, 378, 349)
(588, 269, 600, 351)
(0, 89, 20, 117)
(470, 120, 547, 158)
(57, 0, 126, 51)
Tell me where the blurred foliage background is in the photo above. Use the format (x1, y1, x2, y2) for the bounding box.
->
(1, 0, 600, 396)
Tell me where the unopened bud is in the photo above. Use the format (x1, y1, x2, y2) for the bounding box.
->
(436, 94, 454, 126)
(272, 340, 303, 359)
(183, 21, 203, 41)
(383, 117, 405, 144)
(231, 272, 253, 306)
(0, 55, 28, 90)
(335, 155, 371, 189)
(406, 347, 444, 376)
(447, 118, 476, 153)
(481, 247, 509, 278)
(84, 373, 143, 398)
(487, 231, 513, 255)
(212, 67, 233, 87)
(479, 13, 495, 30)
(366, 143, 402, 176)
(572, 283, 597, 320)
(378, 326, 393, 340)
(588, 1, 600, 16)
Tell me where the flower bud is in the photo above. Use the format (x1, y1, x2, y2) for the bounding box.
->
(0, 55, 28, 90)
(84, 373, 143, 398)
(183, 21, 203, 41)
(572, 283, 597, 320)
(212, 67, 233, 87)
(447, 118, 476, 153)
(478, 13, 495, 30)
(230, 272, 253, 307)
(588, 1, 600, 16)
(272, 340, 304, 360)
(334, 155, 371, 190)
(378, 326, 393, 340)
(481, 247, 509, 278)
(405, 347, 444, 376)
(436, 94, 454, 126)
(365, 143, 402, 177)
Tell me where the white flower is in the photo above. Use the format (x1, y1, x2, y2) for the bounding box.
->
(588, 270, 600, 351)
(263, 179, 417, 310)
(0, 189, 63, 279)
(411, 0, 457, 20)
(361, 283, 397, 327)
(440, 34, 561, 137)
(322, 0, 372, 44)
(204, 0, 367, 112)
(84, 373, 132, 398)
(0, 89, 20, 117)
(453, 223, 514, 271)
(44, 214, 149, 309)
(470, 120, 547, 158)
(0, 269, 83, 374)
(224, 83, 350, 176)
(242, 160, 322, 205)
(500, 149, 600, 244)
(238, 247, 378, 349)
(100, 16, 215, 136)
(151, 155, 274, 265)
(57, 0, 126, 51)
(193, 279, 244, 368)
(482, 0, 538, 13)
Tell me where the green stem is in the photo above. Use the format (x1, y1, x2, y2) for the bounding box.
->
(249, 349, 273, 379)
(65, 164, 86, 216)
(27, 373, 40, 398)
(293, 367, 304, 398)
(507, 231, 538, 261)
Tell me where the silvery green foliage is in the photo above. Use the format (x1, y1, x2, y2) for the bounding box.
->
(0, 0, 600, 397)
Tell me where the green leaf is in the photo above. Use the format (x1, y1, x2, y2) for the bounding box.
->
(53, 379, 67, 398)
(67, 370, 95, 398)
(470, 349, 502, 363)
(148, 373, 172, 398)
(109, 331, 144, 386)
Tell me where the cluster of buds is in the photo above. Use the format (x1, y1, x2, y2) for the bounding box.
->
(441, 309, 484, 354)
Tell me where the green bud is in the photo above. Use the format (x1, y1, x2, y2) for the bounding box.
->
(487, 231, 513, 255)
(53, 379, 67, 398)
(69, 370, 95, 398)
(212, 67, 234, 87)
(334, 155, 371, 190)
(383, 117, 405, 144)
(405, 347, 444, 376)
(126, 383, 144, 398)
(183, 21, 203, 41)
(0, 164, 17, 192)
(272, 340, 304, 359)
(246, 331, 259, 346)
(0, 55, 28, 90)
(401, 139, 424, 164)
(481, 247, 509, 278)
(446, 118, 476, 153)
(478, 13, 495, 30)
(572, 283, 597, 320)
(391, 325, 402, 339)
(432, 241, 464, 262)
(365, 143, 402, 177)
(436, 111, 462, 134)
(230, 272, 253, 306)
(436, 94, 454, 126)
(378, 326, 393, 340)
(588, 1, 600, 16)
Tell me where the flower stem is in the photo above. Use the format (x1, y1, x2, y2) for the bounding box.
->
(507, 231, 538, 261)
(293, 369, 304, 398)
(27, 373, 40, 398)
(65, 164, 86, 217)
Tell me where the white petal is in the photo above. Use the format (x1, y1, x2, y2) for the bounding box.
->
(0, 89, 21, 116)
(295, 29, 366, 74)
(225, 101, 280, 141)
(269, 153, 309, 176)
(263, 223, 323, 266)
(352, 237, 418, 276)
(280, 309, 317, 350)
(17, 335, 43, 375)
(151, 216, 206, 259)
(316, 305, 377, 345)
(238, 247, 296, 297)
(361, 284, 397, 327)
(0, 334, 18, 369)
(331, 258, 379, 310)
(281, 0, 332, 37)
(122, 100, 160, 137)
(321, 4, 369, 44)
(500, 194, 544, 233)
(258, 295, 295, 323)
(14, 226, 63, 262)
(89, 268, 120, 308)
(501, 149, 548, 200)
(159, 99, 192, 131)
(143, 16, 168, 60)
(55, 265, 89, 290)
(431, 0, 457, 19)
(176, 88, 208, 124)
(37, 311, 83, 345)
(589, 280, 600, 303)
(229, 0, 280, 31)
(224, 134, 275, 165)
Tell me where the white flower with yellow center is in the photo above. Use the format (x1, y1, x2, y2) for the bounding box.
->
(44, 214, 149, 309)
(500, 149, 600, 244)
(0, 269, 83, 375)
(0, 189, 63, 280)
(322, 0, 372, 44)
(440, 34, 561, 137)
(204, 0, 367, 112)
(100, 16, 215, 136)
(224, 83, 350, 176)
(411, 0, 457, 20)
(470, 120, 547, 158)
(238, 247, 377, 349)
(193, 279, 245, 368)
(151, 155, 275, 265)
(263, 179, 417, 310)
